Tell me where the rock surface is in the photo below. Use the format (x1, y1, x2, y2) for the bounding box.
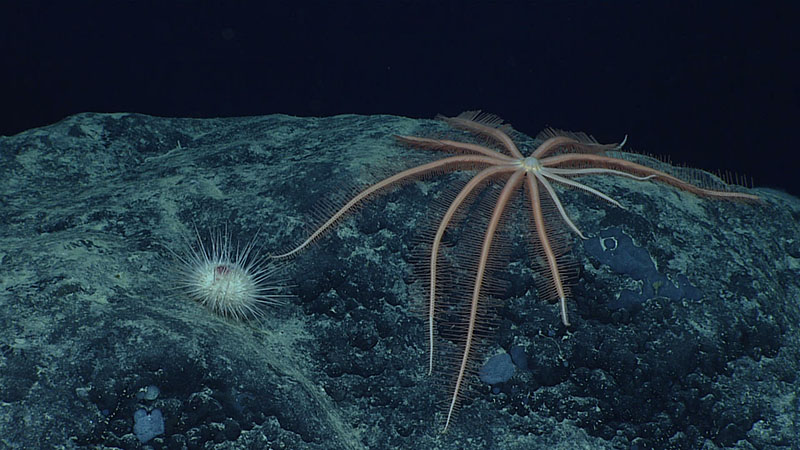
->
(1, 112, 797, 449)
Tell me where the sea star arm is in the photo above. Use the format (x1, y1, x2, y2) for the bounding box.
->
(543, 153, 761, 201)
(541, 167, 656, 208)
(533, 171, 592, 239)
(394, 135, 515, 162)
(544, 166, 656, 181)
(427, 165, 516, 375)
(272, 154, 503, 259)
(532, 135, 625, 159)
(443, 170, 526, 432)
(541, 170, 630, 209)
(525, 174, 571, 326)
(439, 113, 525, 158)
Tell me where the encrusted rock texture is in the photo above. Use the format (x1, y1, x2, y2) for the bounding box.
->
(1, 112, 798, 449)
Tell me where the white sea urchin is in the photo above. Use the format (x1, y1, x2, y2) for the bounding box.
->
(173, 228, 289, 321)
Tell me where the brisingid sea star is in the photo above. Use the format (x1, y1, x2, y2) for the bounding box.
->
(274, 111, 759, 431)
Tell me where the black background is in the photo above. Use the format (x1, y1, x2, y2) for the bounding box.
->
(2, 1, 797, 196)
